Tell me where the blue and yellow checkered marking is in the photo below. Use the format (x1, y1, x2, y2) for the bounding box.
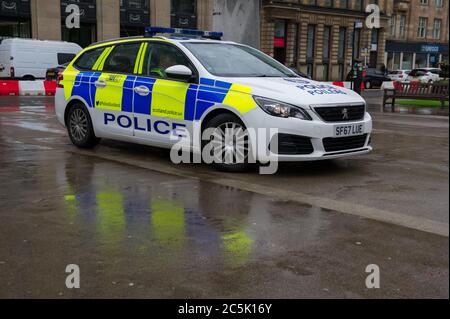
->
(68, 73, 256, 121)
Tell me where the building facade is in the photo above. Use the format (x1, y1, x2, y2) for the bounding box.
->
(260, 0, 394, 81)
(386, 0, 449, 70)
(0, 0, 213, 48)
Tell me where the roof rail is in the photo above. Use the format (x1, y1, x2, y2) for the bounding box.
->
(144, 26, 223, 40)
(91, 36, 144, 46)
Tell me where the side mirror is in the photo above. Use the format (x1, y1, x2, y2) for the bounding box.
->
(165, 65, 193, 81)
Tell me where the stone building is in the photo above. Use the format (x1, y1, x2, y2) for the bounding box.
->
(0, 0, 213, 48)
(386, 0, 449, 70)
(260, 0, 394, 81)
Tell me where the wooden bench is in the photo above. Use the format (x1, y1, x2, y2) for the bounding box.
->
(382, 81, 449, 112)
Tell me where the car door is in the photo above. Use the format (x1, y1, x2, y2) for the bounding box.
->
(92, 42, 143, 137)
(132, 41, 196, 146)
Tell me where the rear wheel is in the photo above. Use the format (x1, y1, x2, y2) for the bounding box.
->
(67, 103, 100, 148)
(202, 113, 251, 172)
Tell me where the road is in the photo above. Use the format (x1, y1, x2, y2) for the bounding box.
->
(0, 94, 448, 298)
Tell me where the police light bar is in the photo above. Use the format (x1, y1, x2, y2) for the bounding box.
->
(145, 26, 223, 40)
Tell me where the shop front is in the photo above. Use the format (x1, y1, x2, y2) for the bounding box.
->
(386, 41, 449, 71)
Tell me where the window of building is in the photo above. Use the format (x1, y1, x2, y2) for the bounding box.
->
(323, 26, 331, 61)
(393, 52, 401, 70)
(399, 15, 406, 38)
(273, 20, 287, 64)
(171, 0, 197, 29)
(390, 16, 396, 37)
(340, 0, 349, 9)
(74, 47, 106, 70)
(402, 53, 414, 70)
(62, 23, 97, 48)
(352, 27, 361, 60)
(416, 53, 428, 67)
(323, 0, 333, 7)
(120, 0, 150, 37)
(293, 24, 300, 67)
(306, 24, 315, 78)
(387, 52, 394, 70)
(354, 0, 364, 11)
(338, 27, 346, 61)
(435, 0, 443, 7)
(433, 19, 442, 39)
(322, 26, 331, 80)
(337, 27, 346, 81)
(420, 0, 429, 5)
(369, 28, 379, 67)
(0, 19, 31, 39)
(417, 17, 427, 38)
(0, 0, 31, 39)
(102, 43, 142, 74)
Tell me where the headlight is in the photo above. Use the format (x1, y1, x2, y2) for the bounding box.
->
(253, 96, 312, 120)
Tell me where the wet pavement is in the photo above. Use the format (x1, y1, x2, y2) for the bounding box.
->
(0, 95, 448, 298)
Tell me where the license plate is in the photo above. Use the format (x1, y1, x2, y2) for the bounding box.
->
(334, 124, 364, 137)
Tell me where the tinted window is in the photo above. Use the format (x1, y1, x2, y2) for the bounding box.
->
(57, 53, 76, 65)
(103, 43, 142, 74)
(142, 42, 193, 79)
(74, 47, 105, 70)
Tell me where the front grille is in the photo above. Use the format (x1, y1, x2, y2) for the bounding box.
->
(323, 134, 368, 152)
(314, 105, 365, 122)
(269, 134, 314, 155)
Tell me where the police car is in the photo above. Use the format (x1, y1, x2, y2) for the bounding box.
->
(55, 27, 372, 172)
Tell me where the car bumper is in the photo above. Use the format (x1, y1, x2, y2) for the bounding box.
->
(55, 88, 67, 127)
(241, 107, 373, 162)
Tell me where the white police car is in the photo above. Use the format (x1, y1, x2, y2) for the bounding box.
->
(55, 27, 372, 172)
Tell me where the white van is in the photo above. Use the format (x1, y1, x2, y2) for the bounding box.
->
(0, 38, 82, 80)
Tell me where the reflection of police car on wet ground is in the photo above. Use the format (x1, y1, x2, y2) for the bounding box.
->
(55, 27, 372, 172)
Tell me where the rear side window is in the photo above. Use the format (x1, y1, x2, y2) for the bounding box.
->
(102, 43, 142, 74)
(74, 47, 105, 70)
(57, 53, 76, 65)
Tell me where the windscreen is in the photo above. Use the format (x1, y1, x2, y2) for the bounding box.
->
(183, 42, 296, 78)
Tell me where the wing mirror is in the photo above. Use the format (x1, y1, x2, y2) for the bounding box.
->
(165, 65, 193, 81)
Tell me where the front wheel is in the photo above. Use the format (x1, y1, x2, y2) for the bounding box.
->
(67, 103, 100, 148)
(202, 113, 251, 172)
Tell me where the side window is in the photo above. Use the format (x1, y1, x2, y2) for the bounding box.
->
(57, 53, 76, 65)
(74, 47, 105, 70)
(102, 43, 142, 74)
(142, 42, 193, 79)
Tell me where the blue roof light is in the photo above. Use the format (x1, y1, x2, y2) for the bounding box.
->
(145, 27, 223, 40)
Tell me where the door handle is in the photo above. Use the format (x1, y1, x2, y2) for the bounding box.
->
(94, 80, 107, 88)
(134, 85, 150, 96)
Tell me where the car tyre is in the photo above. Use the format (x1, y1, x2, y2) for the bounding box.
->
(67, 103, 100, 148)
(202, 113, 251, 172)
